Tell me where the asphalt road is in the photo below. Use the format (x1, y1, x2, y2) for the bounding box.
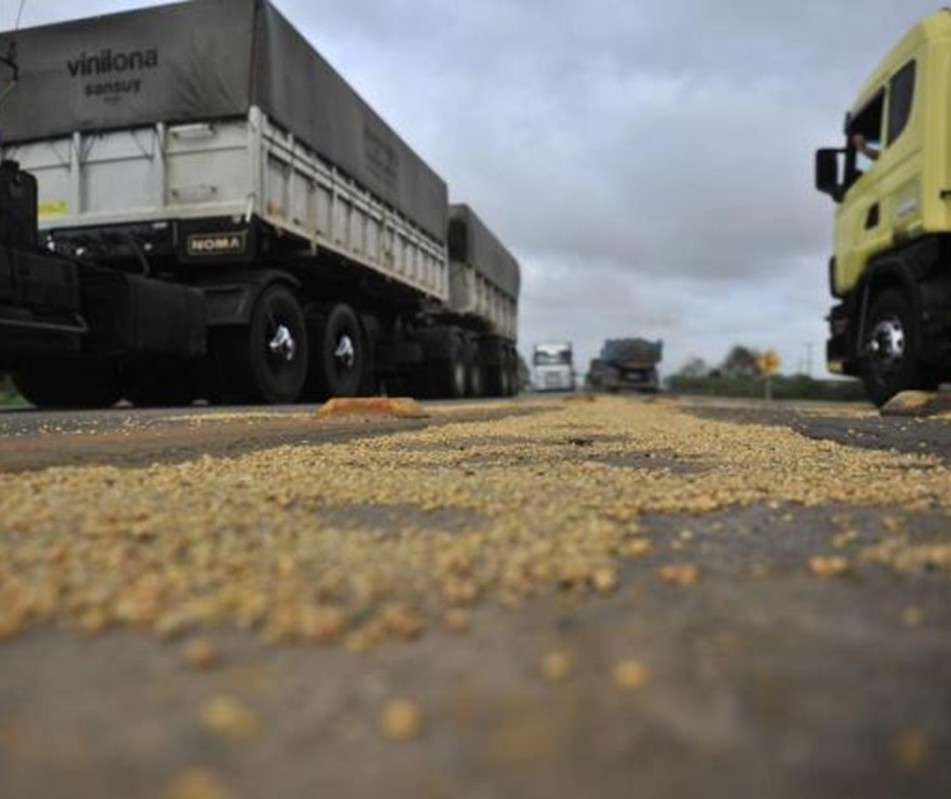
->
(0, 399, 538, 472)
(0, 394, 949, 798)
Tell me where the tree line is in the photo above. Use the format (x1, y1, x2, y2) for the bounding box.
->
(667, 346, 865, 402)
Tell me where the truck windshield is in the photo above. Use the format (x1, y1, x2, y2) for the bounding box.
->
(534, 351, 571, 366)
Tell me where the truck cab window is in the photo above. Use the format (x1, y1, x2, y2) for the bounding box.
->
(848, 91, 885, 181)
(887, 60, 916, 144)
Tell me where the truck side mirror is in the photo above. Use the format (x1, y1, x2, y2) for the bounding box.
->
(815, 148, 846, 203)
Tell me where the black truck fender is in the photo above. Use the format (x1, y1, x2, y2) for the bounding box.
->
(191, 270, 302, 328)
(852, 237, 951, 366)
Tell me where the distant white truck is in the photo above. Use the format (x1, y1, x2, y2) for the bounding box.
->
(532, 342, 575, 392)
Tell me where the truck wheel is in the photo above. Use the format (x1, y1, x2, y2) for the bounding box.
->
(479, 339, 503, 397)
(485, 364, 504, 397)
(13, 365, 123, 409)
(504, 346, 519, 396)
(465, 334, 485, 398)
(860, 288, 937, 406)
(496, 347, 512, 396)
(432, 330, 468, 399)
(311, 303, 366, 398)
(498, 361, 511, 397)
(227, 284, 308, 404)
(358, 314, 380, 397)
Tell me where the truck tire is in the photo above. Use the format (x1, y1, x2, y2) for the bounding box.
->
(499, 360, 512, 397)
(485, 364, 503, 397)
(465, 334, 485, 398)
(310, 303, 366, 398)
(224, 284, 309, 404)
(480, 339, 504, 397)
(432, 329, 468, 399)
(358, 314, 380, 397)
(504, 345, 519, 396)
(496, 347, 512, 397)
(13, 364, 123, 409)
(860, 287, 937, 406)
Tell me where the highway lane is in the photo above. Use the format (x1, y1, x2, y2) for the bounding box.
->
(0, 397, 543, 472)
(0, 394, 948, 798)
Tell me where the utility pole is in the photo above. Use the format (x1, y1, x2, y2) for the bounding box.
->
(806, 342, 814, 377)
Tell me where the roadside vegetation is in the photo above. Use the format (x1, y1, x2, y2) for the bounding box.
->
(0, 375, 25, 407)
(666, 373, 866, 402)
(665, 346, 867, 402)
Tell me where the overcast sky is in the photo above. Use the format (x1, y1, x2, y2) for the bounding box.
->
(5, 0, 944, 377)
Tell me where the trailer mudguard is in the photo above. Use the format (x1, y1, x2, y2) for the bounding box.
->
(81, 269, 206, 358)
(194, 270, 301, 328)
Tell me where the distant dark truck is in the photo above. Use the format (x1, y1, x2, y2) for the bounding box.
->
(587, 339, 662, 393)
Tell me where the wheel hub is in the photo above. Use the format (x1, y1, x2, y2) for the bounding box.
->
(334, 335, 356, 371)
(867, 316, 905, 370)
(268, 324, 296, 362)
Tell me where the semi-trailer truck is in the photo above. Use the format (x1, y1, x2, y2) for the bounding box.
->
(532, 342, 575, 392)
(0, 0, 520, 408)
(815, 9, 951, 405)
(586, 338, 662, 393)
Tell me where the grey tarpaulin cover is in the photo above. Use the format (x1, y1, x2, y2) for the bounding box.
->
(448, 204, 520, 300)
(0, 0, 448, 241)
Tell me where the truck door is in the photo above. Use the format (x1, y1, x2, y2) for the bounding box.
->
(877, 59, 922, 245)
(837, 58, 922, 293)
(837, 91, 890, 291)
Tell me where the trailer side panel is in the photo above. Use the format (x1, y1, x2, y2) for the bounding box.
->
(0, 0, 447, 242)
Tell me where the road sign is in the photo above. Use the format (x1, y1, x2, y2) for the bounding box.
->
(757, 350, 781, 377)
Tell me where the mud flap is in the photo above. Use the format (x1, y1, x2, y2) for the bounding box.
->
(81, 270, 206, 359)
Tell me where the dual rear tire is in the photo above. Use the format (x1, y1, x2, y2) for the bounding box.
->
(12, 287, 515, 408)
(430, 329, 469, 399)
(219, 290, 375, 404)
(487, 343, 519, 397)
(426, 332, 518, 399)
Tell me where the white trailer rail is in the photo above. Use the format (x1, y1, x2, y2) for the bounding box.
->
(449, 261, 518, 340)
(7, 107, 449, 303)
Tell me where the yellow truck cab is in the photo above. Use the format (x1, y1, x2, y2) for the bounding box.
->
(816, 9, 951, 404)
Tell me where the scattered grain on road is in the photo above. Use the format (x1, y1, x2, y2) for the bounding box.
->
(379, 698, 423, 742)
(183, 637, 219, 670)
(166, 769, 234, 799)
(199, 696, 261, 741)
(539, 650, 574, 683)
(0, 397, 948, 647)
(613, 659, 650, 690)
(1, 395, 950, 797)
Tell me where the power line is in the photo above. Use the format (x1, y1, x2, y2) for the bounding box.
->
(0, 0, 26, 114)
(13, 0, 26, 31)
